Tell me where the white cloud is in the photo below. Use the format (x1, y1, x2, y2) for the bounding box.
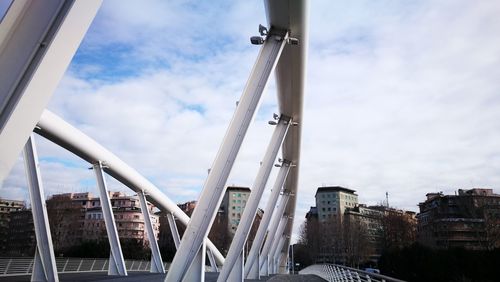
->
(2, 0, 500, 244)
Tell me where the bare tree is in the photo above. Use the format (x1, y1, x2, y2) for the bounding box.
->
(381, 210, 416, 250)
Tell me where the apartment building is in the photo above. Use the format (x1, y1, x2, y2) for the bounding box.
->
(417, 188, 500, 250)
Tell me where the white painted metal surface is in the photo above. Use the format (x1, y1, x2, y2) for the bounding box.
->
(272, 236, 286, 274)
(0, 0, 102, 183)
(259, 193, 290, 274)
(245, 160, 292, 279)
(267, 217, 288, 274)
(218, 115, 291, 282)
(265, 0, 309, 271)
(166, 213, 181, 249)
(23, 135, 58, 282)
(165, 28, 288, 282)
(34, 110, 225, 265)
(138, 191, 165, 273)
(183, 241, 205, 282)
(93, 162, 127, 276)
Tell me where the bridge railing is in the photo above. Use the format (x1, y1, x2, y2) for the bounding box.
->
(0, 257, 170, 276)
(299, 264, 406, 282)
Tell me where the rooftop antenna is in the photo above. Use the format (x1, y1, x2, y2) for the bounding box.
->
(386, 192, 389, 208)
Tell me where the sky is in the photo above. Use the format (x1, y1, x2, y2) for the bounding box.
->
(2, 0, 500, 242)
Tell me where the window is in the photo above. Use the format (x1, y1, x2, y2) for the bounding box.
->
(238, 193, 241, 197)
(232, 206, 235, 210)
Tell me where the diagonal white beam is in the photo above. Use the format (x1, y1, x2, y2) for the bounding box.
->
(245, 159, 292, 278)
(0, 0, 101, 183)
(93, 161, 127, 276)
(217, 115, 291, 282)
(166, 212, 181, 249)
(138, 191, 165, 274)
(259, 192, 290, 272)
(268, 216, 288, 274)
(165, 28, 288, 282)
(272, 235, 286, 274)
(23, 134, 58, 282)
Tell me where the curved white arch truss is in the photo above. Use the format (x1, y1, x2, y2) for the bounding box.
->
(35, 109, 225, 265)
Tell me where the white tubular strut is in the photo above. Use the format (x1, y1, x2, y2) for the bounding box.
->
(23, 134, 58, 282)
(93, 161, 127, 276)
(245, 160, 292, 279)
(217, 115, 291, 282)
(165, 28, 288, 282)
(138, 191, 165, 273)
(259, 192, 290, 274)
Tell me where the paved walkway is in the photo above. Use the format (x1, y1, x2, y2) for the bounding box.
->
(0, 272, 326, 282)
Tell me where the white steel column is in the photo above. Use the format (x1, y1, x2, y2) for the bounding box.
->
(245, 160, 292, 279)
(267, 217, 288, 275)
(165, 28, 288, 282)
(23, 134, 58, 282)
(93, 161, 127, 276)
(272, 236, 286, 274)
(217, 115, 290, 282)
(0, 0, 101, 182)
(183, 241, 206, 282)
(226, 251, 244, 281)
(166, 212, 181, 249)
(259, 192, 290, 274)
(138, 191, 165, 273)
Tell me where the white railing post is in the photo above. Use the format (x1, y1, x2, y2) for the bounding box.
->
(138, 191, 165, 273)
(92, 161, 127, 276)
(23, 134, 59, 282)
(165, 28, 289, 282)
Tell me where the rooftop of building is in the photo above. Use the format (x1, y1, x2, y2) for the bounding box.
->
(226, 186, 251, 192)
(315, 186, 357, 196)
(0, 198, 24, 206)
(422, 188, 500, 203)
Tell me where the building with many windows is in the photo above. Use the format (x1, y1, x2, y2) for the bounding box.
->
(315, 186, 358, 222)
(417, 188, 500, 250)
(220, 186, 251, 234)
(46, 191, 159, 252)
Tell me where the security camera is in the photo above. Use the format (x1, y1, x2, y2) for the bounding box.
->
(250, 36, 264, 45)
